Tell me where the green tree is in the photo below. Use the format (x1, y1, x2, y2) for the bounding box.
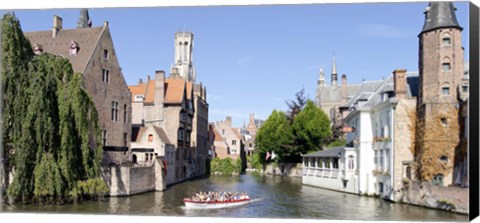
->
(292, 100, 332, 155)
(0, 13, 34, 195)
(255, 110, 293, 163)
(285, 87, 308, 121)
(2, 13, 106, 203)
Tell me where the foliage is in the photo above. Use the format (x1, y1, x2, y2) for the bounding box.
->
(248, 153, 263, 171)
(285, 87, 308, 121)
(0, 13, 34, 195)
(255, 110, 293, 163)
(292, 100, 332, 154)
(1, 13, 106, 203)
(415, 106, 459, 181)
(210, 157, 242, 175)
(326, 139, 346, 149)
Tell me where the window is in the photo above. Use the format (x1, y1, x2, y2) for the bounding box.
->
(442, 63, 451, 71)
(379, 182, 384, 193)
(102, 69, 110, 83)
(379, 150, 384, 170)
(134, 95, 144, 102)
(385, 149, 390, 171)
(442, 34, 451, 46)
(318, 158, 322, 168)
(232, 140, 237, 145)
(441, 117, 448, 125)
(325, 159, 331, 169)
(442, 37, 451, 46)
(249, 143, 253, 147)
(69, 41, 78, 55)
(186, 132, 190, 143)
(442, 87, 450, 95)
(432, 174, 444, 186)
(104, 49, 109, 60)
(178, 129, 184, 140)
(348, 155, 355, 170)
(374, 151, 378, 168)
(440, 155, 448, 163)
(102, 129, 107, 146)
(123, 133, 128, 147)
(462, 85, 468, 93)
(333, 158, 339, 169)
(304, 159, 308, 167)
(34, 44, 43, 55)
(111, 101, 119, 121)
(123, 104, 127, 123)
(148, 134, 153, 142)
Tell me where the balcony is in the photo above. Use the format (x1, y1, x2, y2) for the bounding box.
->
(303, 167, 341, 179)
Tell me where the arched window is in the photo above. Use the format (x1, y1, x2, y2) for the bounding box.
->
(442, 57, 451, 71)
(442, 82, 450, 95)
(348, 155, 355, 170)
(442, 33, 451, 46)
(148, 134, 153, 142)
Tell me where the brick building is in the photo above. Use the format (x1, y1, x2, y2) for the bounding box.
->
(24, 9, 132, 164)
(415, 2, 468, 185)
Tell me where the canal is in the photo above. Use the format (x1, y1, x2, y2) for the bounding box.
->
(0, 173, 468, 221)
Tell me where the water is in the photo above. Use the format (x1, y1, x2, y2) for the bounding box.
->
(0, 173, 468, 221)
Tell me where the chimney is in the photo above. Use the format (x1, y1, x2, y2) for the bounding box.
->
(341, 74, 347, 100)
(393, 69, 407, 99)
(147, 75, 151, 82)
(171, 67, 179, 78)
(226, 116, 232, 127)
(154, 70, 165, 121)
(52, 15, 63, 38)
(138, 78, 143, 85)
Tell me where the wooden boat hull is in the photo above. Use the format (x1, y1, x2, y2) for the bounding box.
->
(183, 198, 251, 209)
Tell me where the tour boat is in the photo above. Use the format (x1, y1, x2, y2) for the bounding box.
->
(183, 197, 251, 209)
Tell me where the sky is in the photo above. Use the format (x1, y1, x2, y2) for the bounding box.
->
(9, 2, 470, 128)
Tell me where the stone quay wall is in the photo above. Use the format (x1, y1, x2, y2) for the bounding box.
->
(247, 163, 302, 177)
(401, 181, 469, 215)
(101, 158, 165, 196)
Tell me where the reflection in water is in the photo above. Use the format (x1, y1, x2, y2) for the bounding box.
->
(0, 173, 468, 221)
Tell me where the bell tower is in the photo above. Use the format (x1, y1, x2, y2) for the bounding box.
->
(416, 2, 464, 185)
(173, 32, 196, 82)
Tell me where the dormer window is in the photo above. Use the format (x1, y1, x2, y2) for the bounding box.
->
(69, 41, 79, 55)
(33, 43, 43, 55)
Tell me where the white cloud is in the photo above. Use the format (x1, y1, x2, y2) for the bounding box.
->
(356, 23, 412, 38)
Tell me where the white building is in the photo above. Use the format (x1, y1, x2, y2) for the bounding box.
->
(302, 147, 358, 194)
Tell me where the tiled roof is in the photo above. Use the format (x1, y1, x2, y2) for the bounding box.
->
(144, 80, 156, 103)
(24, 27, 104, 73)
(232, 128, 243, 140)
(132, 127, 147, 142)
(302, 146, 348, 157)
(165, 78, 185, 104)
(186, 82, 193, 100)
(153, 126, 172, 145)
(317, 84, 361, 103)
(128, 82, 147, 102)
(213, 128, 223, 142)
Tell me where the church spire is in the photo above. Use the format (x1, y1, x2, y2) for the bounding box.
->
(318, 67, 325, 86)
(77, 9, 92, 29)
(331, 56, 338, 88)
(420, 2, 462, 34)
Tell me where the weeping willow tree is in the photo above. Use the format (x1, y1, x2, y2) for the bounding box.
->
(2, 13, 107, 204)
(0, 12, 34, 197)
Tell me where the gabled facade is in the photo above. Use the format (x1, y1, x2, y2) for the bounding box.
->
(24, 10, 132, 164)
